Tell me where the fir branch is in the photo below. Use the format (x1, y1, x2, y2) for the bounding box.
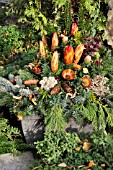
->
(45, 105, 67, 132)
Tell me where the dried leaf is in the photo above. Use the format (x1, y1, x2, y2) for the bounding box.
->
(58, 162, 67, 167)
(83, 141, 91, 150)
(75, 147, 81, 151)
(17, 112, 23, 120)
(100, 164, 106, 167)
(13, 95, 22, 100)
(85, 160, 96, 169)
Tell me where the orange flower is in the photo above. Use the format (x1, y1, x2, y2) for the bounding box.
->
(51, 51, 59, 73)
(82, 76, 91, 88)
(62, 69, 76, 80)
(39, 40, 46, 59)
(74, 43, 85, 64)
(64, 46, 74, 64)
(51, 32, 59, 51)
(71, 22, 78, 36)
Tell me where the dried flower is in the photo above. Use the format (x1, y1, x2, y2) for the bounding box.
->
(39, 77, 58, 91)
(82, 76, 91, 88)
(64, 46, 74, 64)
(89, 75, 110, 97)
(83, 68, 89, 74)
(71, 22, 78, 36)
(62, 69, 76, 80)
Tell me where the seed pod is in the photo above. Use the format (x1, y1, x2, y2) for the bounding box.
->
(51, 32, 59, 52)
(39, 40, 46, 59)
(71, 22, 78, 36)
(24, 79, 39, 86)
(51, 51, 59, 73)
(74, 43, 85, 64)
(50, 84, 61, 95)
(64, 46, 74, 64)
(62, 69, 76, 80)
(61, 82, 73, 93)
(82, 76, 91, 88)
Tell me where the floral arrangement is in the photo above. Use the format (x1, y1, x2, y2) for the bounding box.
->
(0, 0, 113, 134)
(0, 20, 113, 132)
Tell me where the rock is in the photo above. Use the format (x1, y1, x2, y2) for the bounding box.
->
(105, 0, 113, 48)
(21, 112, 45, 144)
(66, 117, 93, 133)
(0, 151, 35, 170)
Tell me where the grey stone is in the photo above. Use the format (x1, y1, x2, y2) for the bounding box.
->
(0, 151, 35, 170)
(66, 117, 93, 133)
(21, 112, 44, 144)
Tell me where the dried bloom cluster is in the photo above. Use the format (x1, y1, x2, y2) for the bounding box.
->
(39, 77, 58, 91)
(89, 75, 110, 97)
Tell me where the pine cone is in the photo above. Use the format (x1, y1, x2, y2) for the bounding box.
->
(61, 82, 73, 94)
(50, 84, 61, 95)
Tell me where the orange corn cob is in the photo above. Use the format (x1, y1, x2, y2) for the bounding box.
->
(64, 46, 74, 64)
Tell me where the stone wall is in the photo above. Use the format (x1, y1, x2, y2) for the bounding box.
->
(105, 0, 113, 48)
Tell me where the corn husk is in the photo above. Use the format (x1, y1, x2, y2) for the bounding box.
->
(74, 43, 85, 64)
(51, 51, 59, 73)
(39, 40, 46, 59)
(51, 32, 59, 52)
